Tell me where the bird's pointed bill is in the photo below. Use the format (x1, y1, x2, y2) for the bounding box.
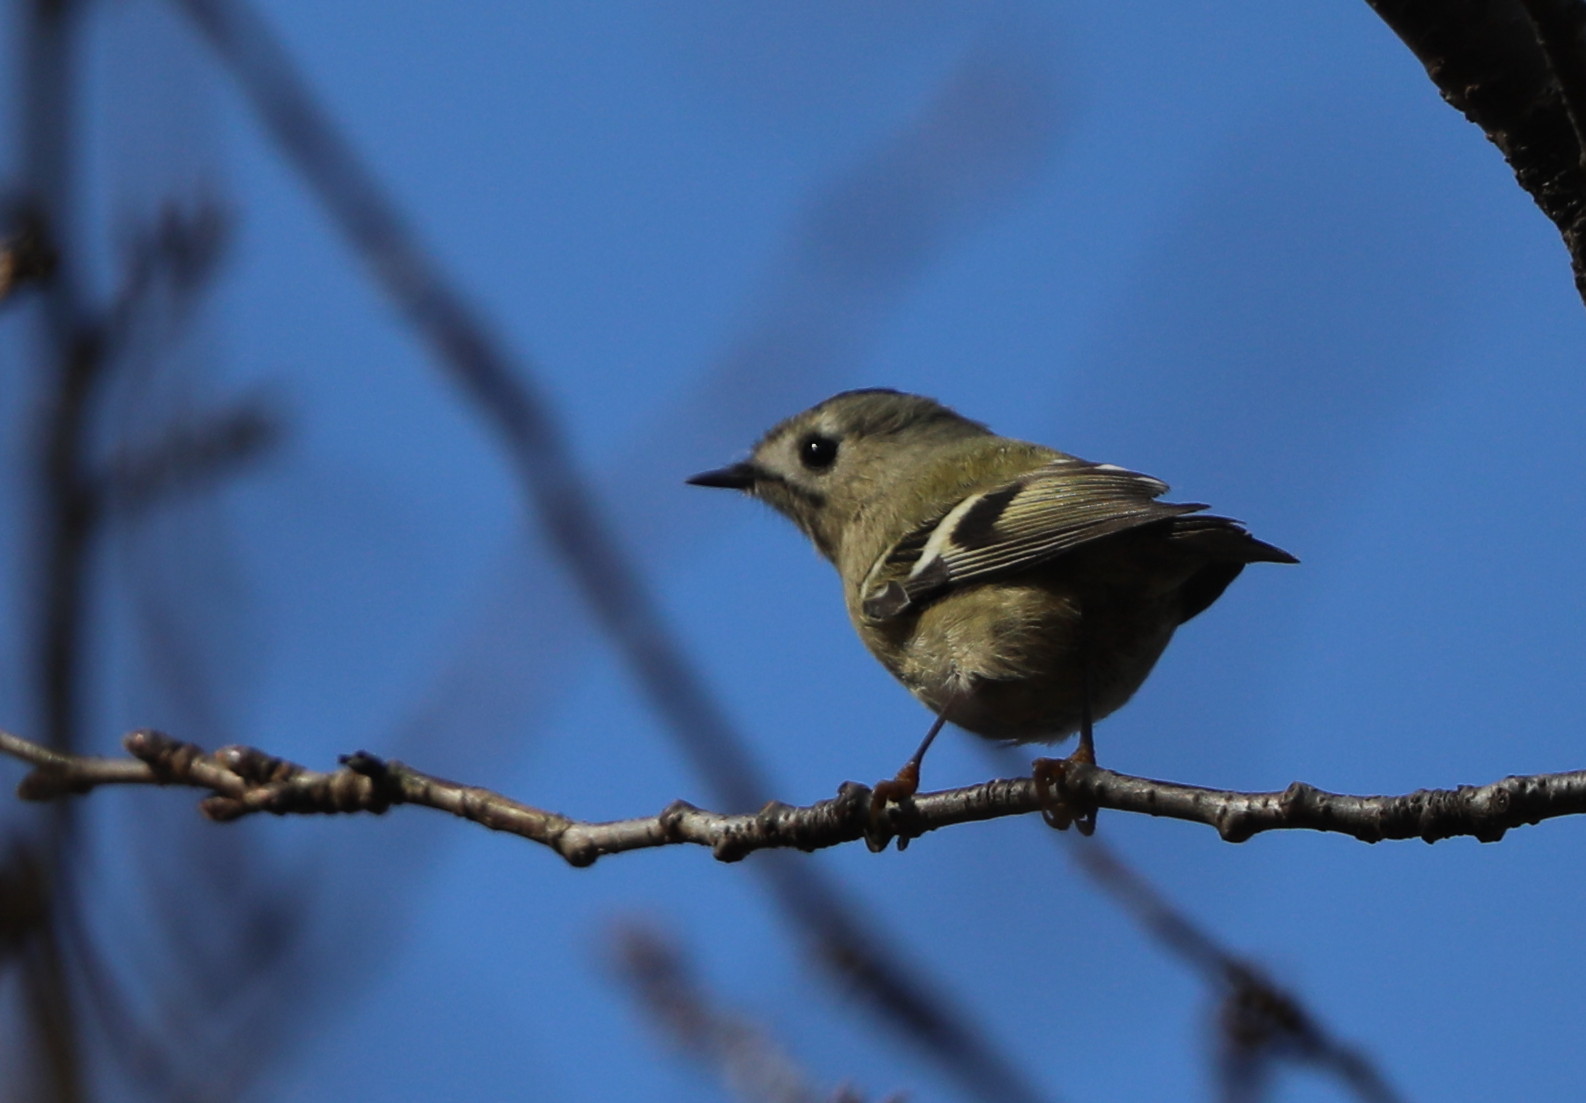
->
(686, 462, 759, 490)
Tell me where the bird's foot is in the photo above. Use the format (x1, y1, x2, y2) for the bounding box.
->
(865, 760, 922, 852)
(1032, 744, 1097, 836)
(870, 759, 919, 816)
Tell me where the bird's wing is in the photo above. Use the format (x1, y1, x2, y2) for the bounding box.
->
(861, 458, 1203, 620)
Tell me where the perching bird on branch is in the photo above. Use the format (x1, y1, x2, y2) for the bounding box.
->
(689, 389, 1295, 827)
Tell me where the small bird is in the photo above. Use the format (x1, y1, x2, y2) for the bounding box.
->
(688, 389, 1295, 823)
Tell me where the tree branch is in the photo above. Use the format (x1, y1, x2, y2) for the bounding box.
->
(1516, 0, 1586, 176)
(1364, 0, 1586, 302)
(6, 729, 1585, 863)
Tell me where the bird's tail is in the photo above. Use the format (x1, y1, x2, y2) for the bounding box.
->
(1170, 514, 1298, 565)
(1168, 515, 1296, 623)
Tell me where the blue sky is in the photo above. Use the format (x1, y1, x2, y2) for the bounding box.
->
(6, 2, 1586, 1100)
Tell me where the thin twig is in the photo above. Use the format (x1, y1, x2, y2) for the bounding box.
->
(6, 730, 1585, 864)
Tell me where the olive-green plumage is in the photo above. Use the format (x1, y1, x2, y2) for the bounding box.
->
(689, 390, 1295, 744)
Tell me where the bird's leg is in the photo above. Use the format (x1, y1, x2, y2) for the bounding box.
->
(1033, 613, 1099, 834)
(1068, 667, 1098, 835)
(1073, 664, 1097, 767)
(871, 710, 949, 815)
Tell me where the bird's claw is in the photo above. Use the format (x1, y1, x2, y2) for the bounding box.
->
(1032, 753, 1097, 836)
(870, 760, 920, 816)
(865, 760, 922, 852)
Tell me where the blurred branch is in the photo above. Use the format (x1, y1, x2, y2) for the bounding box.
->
(0, 846, 48, 963)
(19, 1, 97, 1094)
(97, 201, 229, 357)
(1218, 981, 1399, 1103)
(173, 0, 773, 808)
(30, 202, 219, 748)
(17, 22, 237, 1083)
(8, 729, 1586, 859)
(617, 39, 1059, 553)
(1067, 841, 1403, 1103)
(101, 396, 283, 516)
(0, 208, 57, 303)
(173, 2, 1053, 1100)
(1364, 0, 1586, 302)
(612, 926, 897, 1103)
(49, 882, 211, 1103)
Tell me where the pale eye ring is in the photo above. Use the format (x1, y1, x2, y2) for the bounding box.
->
(799, 433, 839, 471)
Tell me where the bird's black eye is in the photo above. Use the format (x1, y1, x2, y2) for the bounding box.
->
(799, 433, 839, 471)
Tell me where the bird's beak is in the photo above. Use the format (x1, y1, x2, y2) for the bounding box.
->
(686, 462, 759, 490)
